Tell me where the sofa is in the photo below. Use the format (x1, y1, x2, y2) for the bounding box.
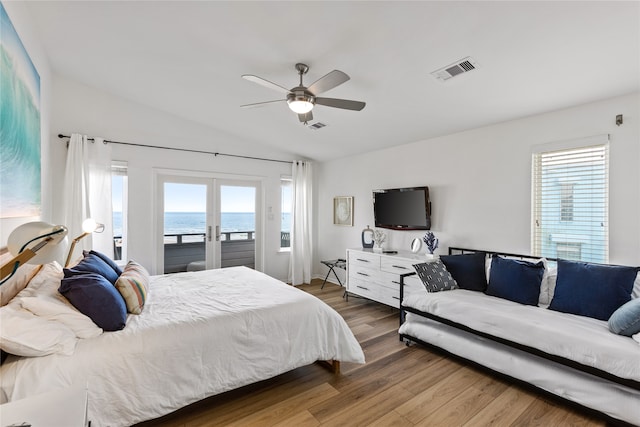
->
(398, 248, 640, 426)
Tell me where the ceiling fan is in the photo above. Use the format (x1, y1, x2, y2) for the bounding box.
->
(241, 63, 366, 124)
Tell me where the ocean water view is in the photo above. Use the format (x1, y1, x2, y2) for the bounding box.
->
(113, 212, 290, 236)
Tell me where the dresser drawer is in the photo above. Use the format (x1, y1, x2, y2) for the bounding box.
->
(348, 264, 379, 283)
(349, 251, 380, 269)
(377, 286, 401, 308)
(348, 276, 379, 301)
(380, 257, 416, 275)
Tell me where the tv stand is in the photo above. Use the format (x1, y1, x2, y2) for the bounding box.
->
(346, 248, 428, 308)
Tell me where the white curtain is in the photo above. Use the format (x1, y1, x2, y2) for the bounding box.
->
(63, 133, 113, 262)
(289, 161, 313, 285)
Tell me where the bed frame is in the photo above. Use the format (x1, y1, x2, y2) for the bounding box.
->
(398, 247, 639, 425)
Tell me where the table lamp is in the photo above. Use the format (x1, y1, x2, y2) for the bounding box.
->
(64, 218, 105, 268)
(1, 222, 68, 285)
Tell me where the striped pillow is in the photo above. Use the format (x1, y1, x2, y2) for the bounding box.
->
(115, 261, 149, 315)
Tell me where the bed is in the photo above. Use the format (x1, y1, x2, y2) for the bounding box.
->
(0, 261, 365, 427)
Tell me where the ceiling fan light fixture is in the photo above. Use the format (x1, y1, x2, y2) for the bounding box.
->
(287, 92, 315, 114)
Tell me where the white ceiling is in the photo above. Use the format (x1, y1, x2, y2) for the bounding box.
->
(25, 1, 640, 162)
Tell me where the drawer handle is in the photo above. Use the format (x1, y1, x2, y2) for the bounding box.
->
(392, 280, 400, 285)
(392, 265, 408, 269)
(356, 258, 370, 263)
(357, 272, 370, 277)
(357, 285, 370, 291)
(392, 296, 400, 300)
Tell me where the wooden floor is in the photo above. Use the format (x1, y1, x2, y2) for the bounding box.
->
(136, 280, 611, 427)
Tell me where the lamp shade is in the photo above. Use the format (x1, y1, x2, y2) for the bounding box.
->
(7, 222, 68, 265)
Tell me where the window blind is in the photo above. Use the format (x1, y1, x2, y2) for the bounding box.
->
(532, 143, 609, 263)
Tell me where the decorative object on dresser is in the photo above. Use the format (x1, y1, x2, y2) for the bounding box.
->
(333, 196, 353, 226)
(346, 248, 432, 308)
(1, 222, 68, 284)
(372, 229, 387, 252)
(410, 238, 422, 253)
(422, 231, 439, 257)
(361, 225, 374, 248)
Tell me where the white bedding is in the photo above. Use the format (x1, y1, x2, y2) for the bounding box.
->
(1, 266, 364, 427)
(402, 289, 640, 382)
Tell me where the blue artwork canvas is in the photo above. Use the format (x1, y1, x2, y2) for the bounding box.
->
(0, 2, 41, 218)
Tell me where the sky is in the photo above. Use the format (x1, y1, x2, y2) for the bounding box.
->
(112, 179, 261, 213)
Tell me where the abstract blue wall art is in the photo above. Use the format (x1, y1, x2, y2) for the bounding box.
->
(0, 2, 41, 218)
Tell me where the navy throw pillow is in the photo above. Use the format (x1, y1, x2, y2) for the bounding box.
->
(59, 273, 127, 331)
(486, 256, 544, 306)
(440, 252, 487, 291)
(85, 250, 123, 276)
(549, 259, 638, 321)
(64, 251, 120, 284)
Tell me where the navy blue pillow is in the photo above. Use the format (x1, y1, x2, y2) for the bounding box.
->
(64, 251, 120, 284)
(486, 256, 544, 306)
(85, 250, 123, 276)
(440, 252, 487, 291)
(549, 259, 638, 321)
(59, 273, 127, 331)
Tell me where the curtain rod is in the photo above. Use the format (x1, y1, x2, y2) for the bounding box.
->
(57, 134, 293, 165)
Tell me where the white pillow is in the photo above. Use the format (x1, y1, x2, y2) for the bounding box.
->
(20, 297, 103, 339)
(9, 261, 103, 340)
(0, 305, 77, 357)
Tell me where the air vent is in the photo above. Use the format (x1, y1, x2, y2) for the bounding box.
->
(431, 57, 479, 82)
(308, 122, 327, 130)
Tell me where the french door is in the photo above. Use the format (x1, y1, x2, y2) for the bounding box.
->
(156, 174, 261, 274)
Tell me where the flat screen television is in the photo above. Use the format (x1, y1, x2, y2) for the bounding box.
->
(373, 186, 431, 230)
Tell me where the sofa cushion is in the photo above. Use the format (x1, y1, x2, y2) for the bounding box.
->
(608, 298, 640, 336)
(414, 260, 458, 292)
(440, 252, 487, 291)
(549, 259, 638, 321)
(486, 255, 544, 306)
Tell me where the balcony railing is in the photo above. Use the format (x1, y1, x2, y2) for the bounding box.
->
(113, 231, 290, 273)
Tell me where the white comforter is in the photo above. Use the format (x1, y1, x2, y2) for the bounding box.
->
(402, 289, 640, 382)
(1, 267, 364, 427)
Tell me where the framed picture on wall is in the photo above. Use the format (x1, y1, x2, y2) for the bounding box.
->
(333, 196, 353, 226)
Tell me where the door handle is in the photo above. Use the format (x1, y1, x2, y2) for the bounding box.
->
(207, 226, 212, 242)
(216, 225, 220, 241)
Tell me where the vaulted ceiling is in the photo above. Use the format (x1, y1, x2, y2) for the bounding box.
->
(26, 1, 639, 161)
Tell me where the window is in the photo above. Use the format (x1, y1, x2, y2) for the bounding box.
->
(532, 139, 609, 263)
(111, 161, 128, 261)
(280, 177, 292, 249)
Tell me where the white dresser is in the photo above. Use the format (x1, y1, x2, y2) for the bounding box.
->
(346, 248, 431, 308)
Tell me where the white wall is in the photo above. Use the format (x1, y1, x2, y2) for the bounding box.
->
(316, 92, 640, 283)
(50, 76, 295, 280)
(1, 2, 53, 246)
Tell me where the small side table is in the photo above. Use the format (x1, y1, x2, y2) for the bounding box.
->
(320, 259, 347, 297)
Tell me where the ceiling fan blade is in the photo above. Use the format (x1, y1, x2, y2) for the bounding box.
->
(298, 111, 313, 123)
(307, 70, 350, 95)
(242, 75, 291, 94)
(240, 99, 286, 109)
(315, 97, 366, 111)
